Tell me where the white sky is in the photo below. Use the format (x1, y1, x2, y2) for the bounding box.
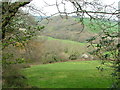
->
(24, 0, 120, 16)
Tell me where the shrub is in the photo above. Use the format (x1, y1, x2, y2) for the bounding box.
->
(69, 54, 77, 60)
(2, 64, 28, 88)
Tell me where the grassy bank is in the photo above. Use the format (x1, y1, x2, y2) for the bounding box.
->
(22, 60, 114, 88)
(37, 36, 87, 45)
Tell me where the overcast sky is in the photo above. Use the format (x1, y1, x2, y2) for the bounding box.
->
(23, 0, 120, 16)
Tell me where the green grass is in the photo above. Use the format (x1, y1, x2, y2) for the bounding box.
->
(22, 60, 114, 88)
(37, 36, 87, 46)
(75, 18, 118, 33)
(47, 36, 86, 45)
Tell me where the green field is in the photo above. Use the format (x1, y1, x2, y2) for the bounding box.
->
(75, 18, 118, 33)
(37, 36, 87, 45)
(22, 60, 114, 88)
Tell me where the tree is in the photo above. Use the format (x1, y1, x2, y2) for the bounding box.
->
(1, 0, 45, 87)
(2, 1, 31, 39)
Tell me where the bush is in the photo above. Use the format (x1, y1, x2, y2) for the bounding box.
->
(69, 54, 77, 60)
(2, 64, 28, 88)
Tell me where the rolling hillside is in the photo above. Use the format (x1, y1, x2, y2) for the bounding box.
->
(38, 16, 98, 43)
(36, 15, 118, 43)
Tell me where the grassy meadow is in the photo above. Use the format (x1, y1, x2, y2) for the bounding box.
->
(22, 60, 114, 88)
(37, 36, 87, 45)
(75, 18, 118, 33)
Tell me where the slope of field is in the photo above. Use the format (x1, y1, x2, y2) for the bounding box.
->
(22, 60, 113, 88)
(37, 36, 87, 45)
(82, 18, 118, 33)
